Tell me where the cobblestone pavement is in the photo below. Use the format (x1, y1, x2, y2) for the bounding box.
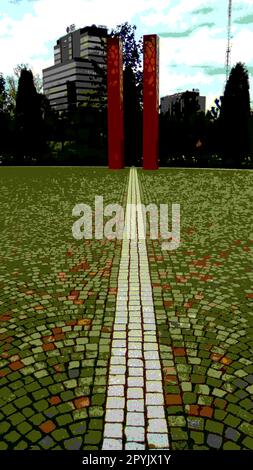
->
(139, 168, 253, 450)
(0, 167, 128, 450)
(0, 166, 253, 450)
(103, 168, 169, 450)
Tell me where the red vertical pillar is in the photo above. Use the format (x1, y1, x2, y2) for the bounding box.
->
(143, 35, 159, 170)
(107, 38, 124, 169)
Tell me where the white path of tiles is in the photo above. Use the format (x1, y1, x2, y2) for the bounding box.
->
(102, 168, 169, 450)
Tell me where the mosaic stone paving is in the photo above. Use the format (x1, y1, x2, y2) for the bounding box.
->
(0, 166, 253, 451)
(0, 167, 128, 450)
(139, 168, 253, 450)
(103, 168, 169, 450)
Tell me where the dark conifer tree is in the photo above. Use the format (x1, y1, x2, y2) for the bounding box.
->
(15, 68, 44, 162)
(219, 62, 251, 166)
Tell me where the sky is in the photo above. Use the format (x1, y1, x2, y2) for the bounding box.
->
(0, 0, 253, 110)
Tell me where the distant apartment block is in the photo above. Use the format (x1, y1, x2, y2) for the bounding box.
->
(43, 24, 108, 112)
(160, 89, 206, 115)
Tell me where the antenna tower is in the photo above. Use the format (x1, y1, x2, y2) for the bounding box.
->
(225, 0, 232, 82)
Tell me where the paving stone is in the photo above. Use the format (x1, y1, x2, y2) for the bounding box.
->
(242, 436, 253, 450)
(225, 427, 240, 442)
(64, 437, 82, 450)
(206, 433, 222, 449)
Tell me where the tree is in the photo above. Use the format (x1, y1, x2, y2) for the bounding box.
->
(110, 23, 143, 165)
(111, 22, 143, 106)
(0, 74, 7, 111)
(5, 64, 43, 115)
(219, 62, 251, 166)
(0, 73, 11, 161)
(15, 67, 44, 162)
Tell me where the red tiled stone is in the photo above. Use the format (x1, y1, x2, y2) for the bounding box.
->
(49, 396, 61, 405)
(43, 335, 54, 343)
(39, 420, 56, 433)
(173, 348, 186, 357)
(220, 356, 232, 365)
(52, 327, 62, 335)
(188, 405, 199, 416)
(0, 370, 8, 377)
(165, 374, 178, 384)
(101, 327, 111, 333)
(211, 353, 223, 362)
(78, 319, 92, 326)
(200, 406, 213, 418)
(165, 394, 182, 405)
(9, 361, 24, 371)
(74, 396, 90, 409)
(0, 314, 12, 322)
(43, 343, 55, 351)
(53, 333, 65, 341)
(164, 301, 173, 308)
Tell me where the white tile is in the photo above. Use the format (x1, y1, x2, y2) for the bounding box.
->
(125, 426, 145, 442)
(125, 443, 145, 450)
(111, 348, 126, 356)
(147, 433, 169, 449)
(104, 423, 123, 438)
(110, 356, 126, 365)
(112, 340, 126, 348)
(102, 438, 122, 450)
(127, 388, 144, 399)
(105, 409, 124, 423)
(113, 332, 127, 339)
(109, 366, 126, 375)
(146, 381, 163, 393)
(128, 359, 144, 367)
(147, 406, 165, 419)
(108, 385, 125, 397)
(128, 342, 142, 350)
(146, 370, 162, 381)
(148, 419, 168, 434)
(128, 350, 143, 359)
(127, 399, 144, 412)
(106, 397, 125, 409)
(144, 350, 159, 360)
(144, 343, 158, 351)
(128, 367, 143, 377)
(145, 360, 161, 370)
(108, 375, 126, 385)
(126, 412, 145, 427)
(146, 393, 164, 406)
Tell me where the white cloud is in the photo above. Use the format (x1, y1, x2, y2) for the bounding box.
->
(0, 0, 155, 76)
(0, 0, 252, 110)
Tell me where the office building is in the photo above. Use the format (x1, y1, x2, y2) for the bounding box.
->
(43, 24, 108, 111)
(160, 89, 206, 115)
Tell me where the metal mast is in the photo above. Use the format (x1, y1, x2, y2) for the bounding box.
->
(225, 0, 232, 82)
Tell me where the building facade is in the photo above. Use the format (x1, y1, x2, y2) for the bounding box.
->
(43, 25, 108, 112)
(160, 89, 206, 115)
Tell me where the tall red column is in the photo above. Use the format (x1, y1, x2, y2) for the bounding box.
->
(143, 35, 159, 170)
(107, 38, 124, 169)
